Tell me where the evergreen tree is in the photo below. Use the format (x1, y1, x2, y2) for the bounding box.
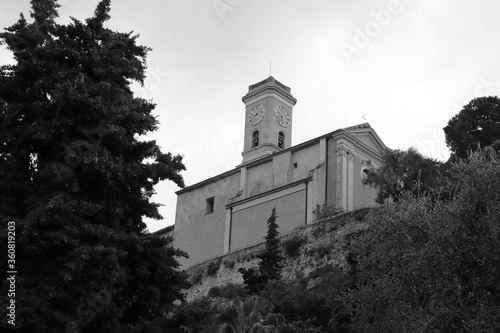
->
(444, 96, 500, 160)
(257, 207, 283, 281)
(239, 208, 284, 293)
(0, 1, 188, 332)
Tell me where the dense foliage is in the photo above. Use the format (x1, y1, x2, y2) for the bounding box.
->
(215, 296, 286, 333)
(444, 96, 500, 160)
(345, 147, 500, 332)
(363, 147, 446, 204)
(0, 1, 187, 332)
(171, 148, 500, 333)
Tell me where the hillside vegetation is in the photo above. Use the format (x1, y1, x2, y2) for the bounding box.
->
(163, 147, 500, 333)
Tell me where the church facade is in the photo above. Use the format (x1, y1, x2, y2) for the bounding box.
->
(168, 77, 386, 268)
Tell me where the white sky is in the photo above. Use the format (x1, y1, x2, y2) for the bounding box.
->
(2, 0, 500, 232)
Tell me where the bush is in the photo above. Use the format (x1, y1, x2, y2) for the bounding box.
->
(207, 283, 246, 299)
(343, 148, 500, 332)
(274, 322, 322, 333)
(313, 203, 339, 219)
(190, 270, 203, 285)
(307, 244, 332, 260)
(311, 222, 326, 239)
(207, 259, 221, 276)
(295, 270, 305, 280)
(309, 264, 336, 279)
(353, 208, 369, 221)
(282, 236, 305, 257)
(262, 279, 349, 331)
(169, 297, 219, 333)
(223, 259, 235, 269)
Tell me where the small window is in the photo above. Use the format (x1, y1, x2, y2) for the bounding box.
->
(278, 131, 285, 149)
(252, 130, 259, 148)
(293, 162, 298, 168)
(205, 197, 215, 214)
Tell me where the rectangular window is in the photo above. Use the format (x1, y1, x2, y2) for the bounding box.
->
(205, 197, 215, 214)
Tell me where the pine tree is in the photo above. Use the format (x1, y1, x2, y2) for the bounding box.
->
(0, 1, 188, 332)
(239, 208, 284, 293)
(257, 207, 284, 281)
(444, 96, 500, 160)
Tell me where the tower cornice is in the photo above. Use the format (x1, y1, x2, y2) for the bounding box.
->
(242, 76, 297, 106)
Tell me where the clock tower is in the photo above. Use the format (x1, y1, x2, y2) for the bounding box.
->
(241, 76, 297, 163)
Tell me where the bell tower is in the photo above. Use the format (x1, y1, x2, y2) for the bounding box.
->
(241, 76, 297, 164)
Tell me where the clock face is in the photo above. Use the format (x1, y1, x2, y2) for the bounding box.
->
(248, 104, 265, 125)
(274, 106, 290, 127)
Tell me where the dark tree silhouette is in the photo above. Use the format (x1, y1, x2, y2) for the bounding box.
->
(257, 207, 284, 281)
(363, 147, 445, 204)
(0, 1, 187, 332)
(444, 96, 500, 160)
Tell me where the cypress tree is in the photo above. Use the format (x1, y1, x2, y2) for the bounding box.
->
(239, 207, 284, 293)
(257, 207, 284, 281)
(0, 1, 187, 332)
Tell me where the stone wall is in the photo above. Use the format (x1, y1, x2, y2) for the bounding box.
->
(183, 208, 371, 302)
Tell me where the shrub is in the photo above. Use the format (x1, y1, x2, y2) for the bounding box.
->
(295, 270, 305, 280)
(273, 323, 322, 333)
(313, 202, 339, 219)
(353, 208, 369, 221)
(223, 259, 235, 269)
(207, 259, 221, 276)
(214, 296, 276, 332)
(282, 236, 305, 257)
(207, 283, 246, 299)
(311, 223, 326, 239)
(170, 296, 219, 332)
(307, 244, 332, 260)
(309, 264, 335, 279)
(235, 253, 244, 263)
(262, 279, 347, 331)
(190, 269, 204, 285)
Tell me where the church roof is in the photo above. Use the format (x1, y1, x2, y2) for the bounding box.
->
(176, 122, 385, 195)
(344, 122, 371, 130)
(153, 225, 174, 236)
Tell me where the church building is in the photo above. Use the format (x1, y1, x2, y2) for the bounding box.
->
(168, 76, 386, 268)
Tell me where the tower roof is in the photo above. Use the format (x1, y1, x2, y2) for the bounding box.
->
(242, 76, 297, 105)
(248, 76, 291, 93)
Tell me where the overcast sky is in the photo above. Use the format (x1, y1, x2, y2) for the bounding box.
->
(2, 0, 500, 232)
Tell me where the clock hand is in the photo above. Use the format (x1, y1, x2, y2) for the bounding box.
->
(279, 112, 285, 123)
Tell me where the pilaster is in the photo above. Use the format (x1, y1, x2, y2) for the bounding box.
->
(336, 143, 354, 211)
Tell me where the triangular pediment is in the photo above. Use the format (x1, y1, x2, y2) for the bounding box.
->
(343, 123, 386, 154)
